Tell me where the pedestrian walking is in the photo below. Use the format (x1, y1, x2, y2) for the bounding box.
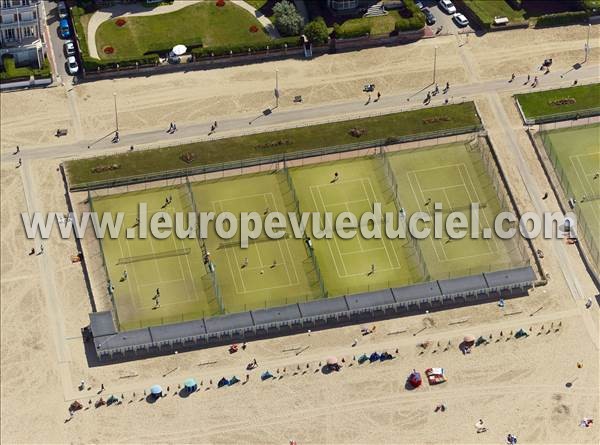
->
(122, 270, 128, 280)
(510, 73, 515, 82)
(214, 121, 218, 128)
(15, 145, 20, 154)
(172, 123, 177, 132)
(425, 197, 432, 206)
(242, 257, 248, 268)
(168, 122, 174, 133)
(526, 74, 530, 84)
(17, 158, 22, 167)
(445, 81, 450, 91)
(369, 263, 375, 275)
(271, 259, 277, 269)
(130, 145, 134, 151)
(331, 172, 339, 183)
(29, 247, 35, 255)
(156, 288, 160, 297)
(39, 244, 44, 254)
(542, 192, 548, 200)
(376, 91, 381, 100)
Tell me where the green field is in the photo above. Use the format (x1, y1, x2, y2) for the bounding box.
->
(191, 172, 322, 313)
(95, 1, 270, 60)
(387, 141, 527, 279)
(463, 0, 527, 26)
(540, 124, 600, 262)
(89, 138, 527, 329)
(90, 184, 219, 331)
(290, 157, 422, 296)
(66, 102, 481, 187)
(515, 84, 600, 122)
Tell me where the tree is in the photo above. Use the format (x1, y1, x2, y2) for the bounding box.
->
(273, 0, 304, 36)
(303, 17, 329, 44)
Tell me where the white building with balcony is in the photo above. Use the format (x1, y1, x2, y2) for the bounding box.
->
(0, 0, 46, 68)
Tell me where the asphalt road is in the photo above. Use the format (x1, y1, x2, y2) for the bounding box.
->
(421, 0, 474, 34)
(43, 0, 73, 82)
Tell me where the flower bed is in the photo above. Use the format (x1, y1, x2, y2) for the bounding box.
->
(216, 0, 225, 7)
(115, 18, 127, 27)
(249, 25, 258, 33)
(103, 46, 114, 55)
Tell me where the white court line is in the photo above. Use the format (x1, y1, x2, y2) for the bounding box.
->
(308, 185, 347, 277)
(419, 184, 465, 193)
(362, 177, 401, 268)
(341, 247, 386, 255)
(214, 200, 246, 294)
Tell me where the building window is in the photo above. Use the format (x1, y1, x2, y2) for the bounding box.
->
(4, 28, 16, 41)
(23, 26, 33, 37)
(2, 0, 10, 9)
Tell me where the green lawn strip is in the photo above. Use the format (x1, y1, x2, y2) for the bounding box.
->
(66, 102, 481, 186)
(463, 0, 526, 26)
(95, 1, 271, 60)
(0, 55, 51, 81)
(515, 84, 600, 120)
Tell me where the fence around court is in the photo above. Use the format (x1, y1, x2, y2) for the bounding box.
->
(378, 147, 430, 281)
(523, 107, 600, 125)
(282, 165, 327, 298)
(87, 189, 121, 330)
(69, 125, 483, 192)
(536, 130, 600, 275)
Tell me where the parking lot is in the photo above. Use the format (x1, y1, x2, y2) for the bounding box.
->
(43, 0, 76, 81)
(418, 0, 475, 35)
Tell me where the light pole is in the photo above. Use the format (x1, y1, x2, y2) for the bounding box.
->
(584, 24, 591, 63)
(113, 92, 119, 134)
(433, 46, 438, 85)
(274, 69, 280, 108)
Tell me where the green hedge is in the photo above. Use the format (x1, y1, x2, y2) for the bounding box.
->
(83, 54, 160, 70)
(396, 0, 426, 31)
(536, 11, 588, 28)
(333, 21, 371, 39)
(0, 55, 51, 81)
(191, 37, 301, 58)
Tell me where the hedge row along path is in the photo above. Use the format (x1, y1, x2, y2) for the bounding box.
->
(86, 0, 279, 59)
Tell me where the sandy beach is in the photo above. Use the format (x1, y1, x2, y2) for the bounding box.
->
(1, 23, 599, 444)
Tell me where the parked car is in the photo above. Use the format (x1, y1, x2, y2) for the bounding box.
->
(425, 368, 447, 385)
(57, 1, 68, 19)
(438, 0, 456, 14)
(64, 40, 75, 57)
(415, 1, 424, 9)
(453, 13, 469, 27)
(59, 19, 71, 39)
(423, 8, 436, 25)
(67, 56, 79, 75)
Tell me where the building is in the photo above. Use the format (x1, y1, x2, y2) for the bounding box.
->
(327, 0, 359, 11)
(0, 0, 45, 68)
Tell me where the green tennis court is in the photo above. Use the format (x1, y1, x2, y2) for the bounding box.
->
(191, 172, 322, 313)
(540, 124, 600, 257)
(289, 157, 423, 296)
(387, 141, 527, 279)
(90, 185, 219, 331)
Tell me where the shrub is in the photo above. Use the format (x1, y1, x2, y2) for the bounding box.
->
(535, 11, 588, 28)
(191, 36, 300, 58)
(83, 54, 160, 71)
(273, 0, 304, 36)
(395, 0, 425, 31)
(143, 38, 203, 55)
(303, 17, 329, 44)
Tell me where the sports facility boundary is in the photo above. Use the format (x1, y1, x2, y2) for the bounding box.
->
(86, 265, 536, 363)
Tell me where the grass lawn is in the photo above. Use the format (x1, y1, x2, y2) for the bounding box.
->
(515, 84, 600, 122)
(90, 184, 219, 331)
(192, 172, 322, 313)
(539, 124, 600, 261)
(463, 0, 527, 26)
(0, 56, 51, 81)
(387, 141, 527, 279)
(338, 10, 403, 36)
(66, 102, 481, 187)
(95, 1, 271, 60)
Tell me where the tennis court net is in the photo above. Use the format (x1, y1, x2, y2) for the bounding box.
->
(117, 248, 191, 264)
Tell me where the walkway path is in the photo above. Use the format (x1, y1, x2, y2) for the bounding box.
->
(86, 0, 279, 59)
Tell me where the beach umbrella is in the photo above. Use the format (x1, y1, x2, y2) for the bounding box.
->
(184, 378, 197, 391)
(172, 44, 187, 56)
(150, 385, 162, 396)
(326, 356, 338, 365)
(463, 335, 475, 344)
